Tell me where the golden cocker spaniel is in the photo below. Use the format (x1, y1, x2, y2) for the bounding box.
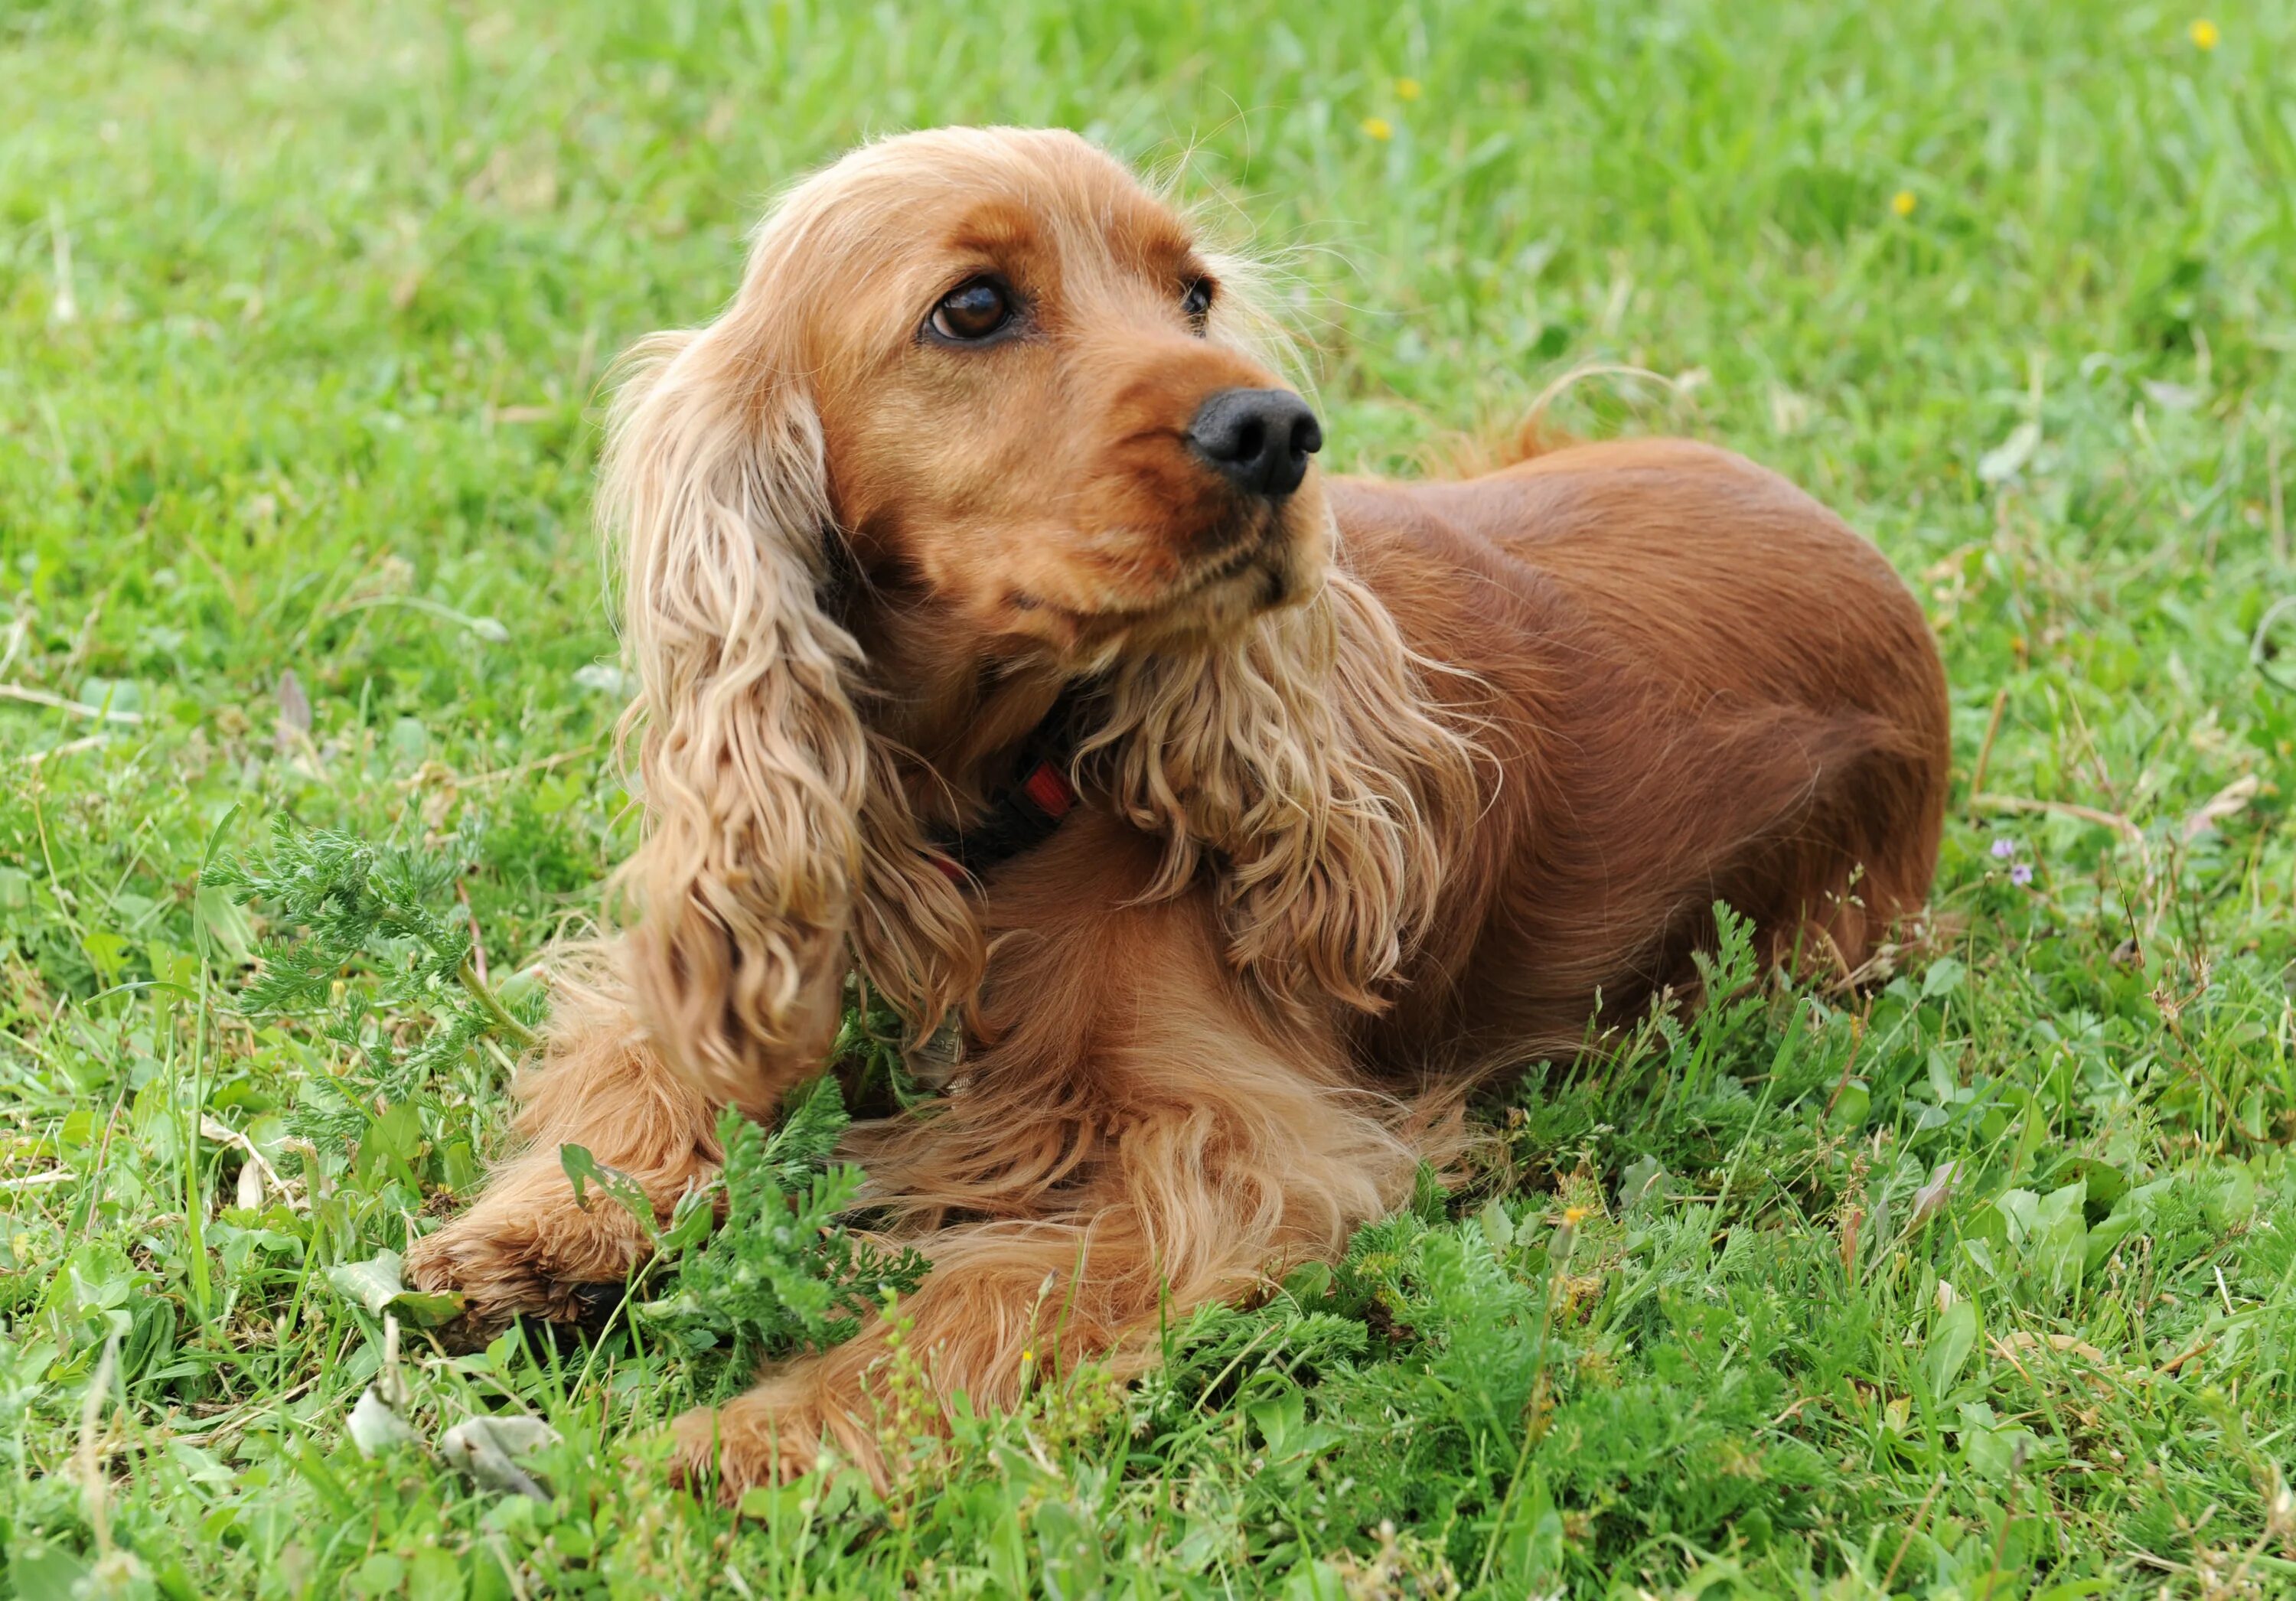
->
(407, 126, 1949, 1495)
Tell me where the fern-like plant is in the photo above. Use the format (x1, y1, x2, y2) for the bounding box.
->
(203, 818, 540, 1148)
(639, 1076, 930, 1392)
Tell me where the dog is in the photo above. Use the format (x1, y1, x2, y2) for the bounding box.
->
(406, 126, 1949, 1495)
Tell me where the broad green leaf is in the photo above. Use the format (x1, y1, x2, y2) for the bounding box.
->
(1995, 1182, 2087, 1304)
(2210, 1164, 2259, 1228)
(194, 885, 257, 967)
(325, 1250, 465, 1327)
(1925, 1299, 1980, 1395)
(327, 1252, 410, 1316)
(1478, 1193, 1515, 1251)
(559, 1143, 657, 1240)
(1828, 1080, 1871, 1129)
(1620, 1154, 1671, 1215)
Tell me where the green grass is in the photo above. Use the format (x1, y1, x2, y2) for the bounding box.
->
(5, 0, 2295, 1594)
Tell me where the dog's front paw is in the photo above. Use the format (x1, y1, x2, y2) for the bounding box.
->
(404, 1166, 657, 1342)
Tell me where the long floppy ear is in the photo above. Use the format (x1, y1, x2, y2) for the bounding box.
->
(600, 322, 866, 1114)
(1080, 569, 1485, 1013)
(603, 319, 983, 1114)
(1075, 216, 1485, 1013)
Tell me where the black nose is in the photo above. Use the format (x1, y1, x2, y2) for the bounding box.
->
(1186, 388, 1322, 498)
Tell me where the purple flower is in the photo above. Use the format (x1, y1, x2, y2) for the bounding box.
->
(2011, 862, 2033, 886)
(1990, 837, 2017, 859)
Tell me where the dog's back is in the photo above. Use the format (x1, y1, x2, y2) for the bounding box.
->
(1329, 439, 1950, 1068)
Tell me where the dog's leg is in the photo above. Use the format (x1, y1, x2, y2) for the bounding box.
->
(406, 965, 722, 1330)
(666, 862, 1428, 1495)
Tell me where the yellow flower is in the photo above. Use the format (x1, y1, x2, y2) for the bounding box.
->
(1020, 1348, 1035, 1365)
(2190, 18, 2219, 49)
(1561, 1205, 1591, 1226)
(1362, 116, 1394, 142)
(1396, 77, 1422, 101)
(1891, 189, 1917, 218)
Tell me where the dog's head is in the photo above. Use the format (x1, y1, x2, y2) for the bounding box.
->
(605, 129, 1466, 1108)
(663, 127, 1326, 670)
(807, 129, 1329, 655)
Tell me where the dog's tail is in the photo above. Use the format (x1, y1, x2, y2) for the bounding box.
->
(1424, 360, 1690, 479)
(1416, 408, 1574, 479)
(1486, 406, 1577, 469)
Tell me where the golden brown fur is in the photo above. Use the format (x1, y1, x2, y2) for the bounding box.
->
(406, 127, 1949, 1495)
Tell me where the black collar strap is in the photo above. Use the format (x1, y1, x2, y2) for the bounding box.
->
(927, 758, 1078, 884)
(925, 695, 1084, 884)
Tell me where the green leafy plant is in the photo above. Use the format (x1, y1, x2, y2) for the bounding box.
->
(641, 1076, 931, 1393)
(201, 818, 540, 1146)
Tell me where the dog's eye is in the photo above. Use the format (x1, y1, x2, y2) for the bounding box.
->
(1181, 277, 1215, 329)
(929, 279, 1014, 343)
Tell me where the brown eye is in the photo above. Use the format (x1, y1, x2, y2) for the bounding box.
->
(1181, 277, 1215, 328)
(929, 279, 1014, 342)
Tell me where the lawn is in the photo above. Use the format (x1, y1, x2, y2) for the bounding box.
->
(4, 0, 2294, 1595)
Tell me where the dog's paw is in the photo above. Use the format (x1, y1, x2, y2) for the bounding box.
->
(667, 1379, 878, 1502)
(403, 1181, 653, 1341)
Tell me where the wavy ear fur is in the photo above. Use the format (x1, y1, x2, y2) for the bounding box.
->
(1079, 568, 1484, 1013)
(602, 320, 978, 1114)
